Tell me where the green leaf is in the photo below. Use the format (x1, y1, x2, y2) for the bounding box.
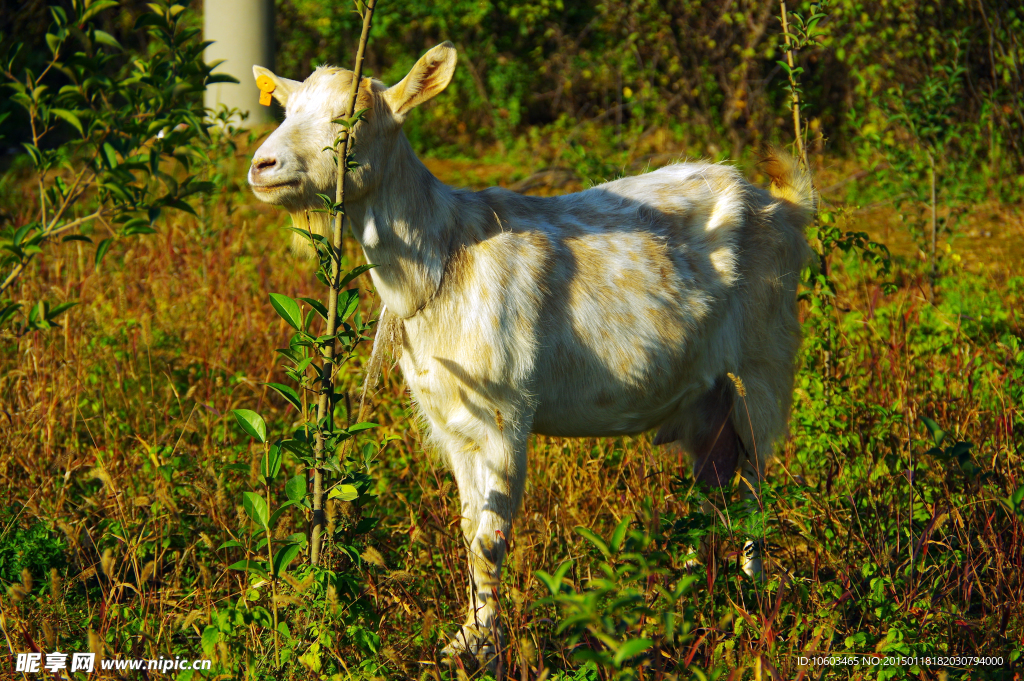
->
(292, 357, 315, 375)
(0, 303, 21, 326)
(122, 218, 155, 236)
(268, 500, 299, 528)
(287, 227, 329, 245)
(28, 301, 50, 329)
(275, 346, 302, 363)
(609, 516, 631, 553)
(45, 33, 61, 55)
(315, 193, 335, 210)
(285, 474, 306, 503)
(281, 438, 314, 462)
(51, 109, 84, 135)
(21, 143, 43, 167)
(99, 182, 131, 203)
(339, 264, 377, 289)
(919, 415, 945, 446)
(346, 421, 378, 434)
(227, 559, 270, 581)
(218, 540, 245, 550)
(299, 297, 329, 320)
(206, 73, 240, 85)
(232, 409, 267, 443)
(13, 224, 33, 246)
(272, 543, 302, 576)
(242, 491, 269, 529)
(260, 443, 283, 481)
(101, 142, 118, 168)
(134, 12, 168, 30)
(950, 441, 972, 459)
(162, 198, 198, 217)
(613, 638, 652, 666)
(338, 289, 360, 322)
(328, 484, 358, 502)
(575, 526, 610, 557)
(200, 626, 220, 654)
(845, 631, 868, 648)
(94, 238, 113, 267)
(265, 383, 302, 411)
(62, 234, 93, 243)
(45, 301, 77, 321)
(1010, 486, 1024, 513)
(314, 333, 338, 346)
(535, 560, 573, 595)
(354, 516, 378, 534)
(79, 0, 117, 20)
(269, 293, 303, 331)
(124, 225, 157, 236)
(82, 0, 119, 22)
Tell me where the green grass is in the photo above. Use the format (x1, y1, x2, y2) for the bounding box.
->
(0, 128, 1022, 680)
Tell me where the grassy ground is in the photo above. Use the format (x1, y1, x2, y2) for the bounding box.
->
(1, 125, 1022, 680)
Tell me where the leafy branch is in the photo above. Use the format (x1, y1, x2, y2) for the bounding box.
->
(0, 0, 230, 334)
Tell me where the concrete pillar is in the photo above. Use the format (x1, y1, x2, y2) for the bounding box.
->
(203, 0, 275, 124)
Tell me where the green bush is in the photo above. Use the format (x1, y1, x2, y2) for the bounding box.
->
(0, 0, 227, 333)
(0, 510, 66, 594)
(273, 0, 1022, 182)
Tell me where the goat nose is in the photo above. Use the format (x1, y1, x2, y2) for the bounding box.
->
(253, 156, 277, 172)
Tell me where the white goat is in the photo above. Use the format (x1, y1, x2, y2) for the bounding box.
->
(248, 43, 814, 665)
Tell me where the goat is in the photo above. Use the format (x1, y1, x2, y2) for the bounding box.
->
(248, 42, 814, 667)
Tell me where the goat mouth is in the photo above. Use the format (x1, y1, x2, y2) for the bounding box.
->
(251, 181, 299, 191)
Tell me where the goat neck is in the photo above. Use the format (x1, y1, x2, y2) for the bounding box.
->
(345, 132, 462, 320)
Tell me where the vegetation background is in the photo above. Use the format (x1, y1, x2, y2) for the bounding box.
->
(0, 0, 1022, 679)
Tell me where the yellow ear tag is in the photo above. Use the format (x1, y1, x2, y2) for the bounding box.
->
(256, 74, 276, 106)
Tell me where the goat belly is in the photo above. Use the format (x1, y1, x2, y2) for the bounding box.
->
(528, 333, 712, 438)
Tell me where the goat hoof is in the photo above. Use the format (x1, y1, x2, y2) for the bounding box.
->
(441, 625, 500, 672)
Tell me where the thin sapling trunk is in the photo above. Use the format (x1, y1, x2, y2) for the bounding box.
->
(310, 0, 378, 566)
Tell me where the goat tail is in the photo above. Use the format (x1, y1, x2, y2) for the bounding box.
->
(760, 150, 817, 222)
(759, 149, 817, 275)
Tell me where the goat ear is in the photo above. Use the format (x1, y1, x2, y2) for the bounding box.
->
(252, 66, 300, 107)
(383, 42, 457, 117)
